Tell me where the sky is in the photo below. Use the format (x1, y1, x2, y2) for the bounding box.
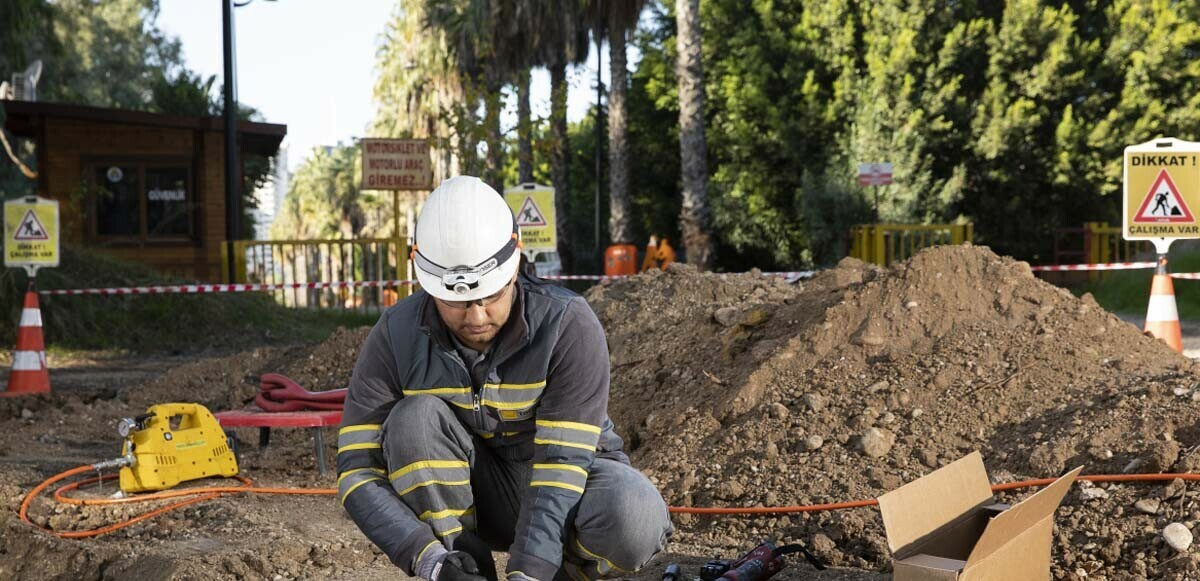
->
(156, 0, 625, 174)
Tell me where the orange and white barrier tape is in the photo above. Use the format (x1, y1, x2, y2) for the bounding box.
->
(1030, 261, 1156, 272)
(37, 272, 816, 296)
(39, 280, 417, 296)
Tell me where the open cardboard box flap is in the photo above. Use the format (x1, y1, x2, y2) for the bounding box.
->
(880, 450, 1084, 576)
(878, 452, 994, 554)
(963, 465, 1082, 566)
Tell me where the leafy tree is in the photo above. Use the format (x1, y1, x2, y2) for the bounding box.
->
(0, 0, 273, 237)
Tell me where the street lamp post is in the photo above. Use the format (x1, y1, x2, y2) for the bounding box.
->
(222, 0, 240, 282)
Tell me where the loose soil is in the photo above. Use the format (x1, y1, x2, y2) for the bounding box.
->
(4, 245, 1200, 580)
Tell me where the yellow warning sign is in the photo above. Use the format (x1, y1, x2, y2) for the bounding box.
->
(504, 184, 557, 252)
(1124, 139, 1200, 242)
(4, 196, 60, 272)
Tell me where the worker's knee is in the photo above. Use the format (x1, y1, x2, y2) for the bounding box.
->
(381, 396, 467, 458)
(573, 459, 672, 571)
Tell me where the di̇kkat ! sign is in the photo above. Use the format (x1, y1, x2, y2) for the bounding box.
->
(4, 196, 60, 274)
(1124, 138, 1200, 246)
(361, 138, 433, 190)
(504, 183, 557, 253)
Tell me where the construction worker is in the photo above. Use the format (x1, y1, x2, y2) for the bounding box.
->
(657, 238, 677, 269)
(641, 235, 660, 272)
(337, 176, 671, 581)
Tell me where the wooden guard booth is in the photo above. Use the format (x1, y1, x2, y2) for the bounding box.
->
(3, 101, 286, 281)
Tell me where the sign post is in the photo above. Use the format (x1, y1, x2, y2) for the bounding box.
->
(1123, 138, 1200, 254)
(4, 195, 60, 277)
(360, 138, 434, 236)
(857, 162, 894, 222)
(1123, 138, 1200, 353)
(504, 183, 557, 260)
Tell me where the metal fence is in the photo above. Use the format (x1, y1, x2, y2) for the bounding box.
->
(849, 223, 974, 267)
(223, 238, 413, 313)
(1052, 222, 1151, 281)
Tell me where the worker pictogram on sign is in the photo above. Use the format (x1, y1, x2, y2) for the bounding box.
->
(1134, 169, 1195, 223)
(515, 197, 548, 227)
(12, 209, 49, 240)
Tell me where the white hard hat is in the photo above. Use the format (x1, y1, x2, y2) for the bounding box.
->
(413, 176, 521, 301)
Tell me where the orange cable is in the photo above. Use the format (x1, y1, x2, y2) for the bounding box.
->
(20, 467, 1200, 538)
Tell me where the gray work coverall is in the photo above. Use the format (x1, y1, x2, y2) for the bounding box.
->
(336, 274, 672, 580)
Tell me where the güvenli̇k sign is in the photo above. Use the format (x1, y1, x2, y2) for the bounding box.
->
(1124, 138, 1200, 253)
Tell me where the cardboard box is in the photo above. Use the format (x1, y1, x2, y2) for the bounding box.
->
(877, 451, 1081, 580)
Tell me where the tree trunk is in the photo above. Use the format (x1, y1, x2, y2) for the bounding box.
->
(550, 61, 572, 273)
(675, 0, 714, 269)
(608, 21, 631, 245)
(517, 68, 534, 184)
(484, 78, 504, 193)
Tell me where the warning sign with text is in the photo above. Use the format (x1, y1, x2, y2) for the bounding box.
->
(361, 138, 433, 190)
(504, 184, 557, 252)
(4, 196, 60, 271)
(1124, 139, 1200, 240)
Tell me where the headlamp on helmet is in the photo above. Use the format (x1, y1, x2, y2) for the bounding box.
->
(414, 221, 519, 295)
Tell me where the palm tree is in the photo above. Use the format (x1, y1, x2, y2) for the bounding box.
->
(425, 0, 506, 189)
(534, 0, 590, 271)
(675, 0, 714, 269)
(497, 1, 543, 185)
(593, 0, 648, 246)
(373, 0, 464, 182)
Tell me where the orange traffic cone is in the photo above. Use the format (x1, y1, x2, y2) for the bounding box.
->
(1145, 257, 1183, 353)
(3, 286, 50, 396)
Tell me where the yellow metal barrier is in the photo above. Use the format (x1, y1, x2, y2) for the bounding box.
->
(1082, 221, 1150, 281)
(223, 238, 412, 312)
(849, 224, 974, 267)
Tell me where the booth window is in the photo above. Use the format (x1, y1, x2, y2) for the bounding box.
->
(91, 163, 194, 241)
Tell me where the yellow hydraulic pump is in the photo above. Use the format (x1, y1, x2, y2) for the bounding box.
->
(115, 403, 238, 493)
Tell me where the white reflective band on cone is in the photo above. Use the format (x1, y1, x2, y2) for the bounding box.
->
(1146, 295, 1180, 322)
(19, 308, 42, 328)
(12, 350, 45, 371)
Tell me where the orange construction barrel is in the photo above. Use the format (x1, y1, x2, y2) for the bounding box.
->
(605, 244, 638, 276)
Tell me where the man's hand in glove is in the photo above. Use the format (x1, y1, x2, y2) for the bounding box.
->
(434, 552, 487, 581)
(417, 546, 487, 581)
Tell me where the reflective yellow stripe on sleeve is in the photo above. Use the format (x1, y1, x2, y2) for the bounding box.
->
(530, 480, 585, 494)
(535, 419, 602, 434)
(532, 463, 589, 477)
(389, 459, 470, 481)
(337, 424, 381, 436)
(533, 438, 597, 452)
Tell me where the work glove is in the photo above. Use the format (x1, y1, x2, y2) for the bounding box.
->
(505, 573, 539, 581)
(416, 545, 487, 581)
(433, 552, 487, 581)
(453, 531, 498, 581)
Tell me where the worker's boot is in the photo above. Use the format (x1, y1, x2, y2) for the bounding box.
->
(453, 531, 498, 581)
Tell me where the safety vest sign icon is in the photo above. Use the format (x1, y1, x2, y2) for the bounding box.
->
(1133, 169, 1195, 224)
(515, 196, 548, 227)
(12, 209, 49, 241)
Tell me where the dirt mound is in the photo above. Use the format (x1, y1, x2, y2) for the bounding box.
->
(8, 246, 1200, 579)
(587, 245, 1200, 578)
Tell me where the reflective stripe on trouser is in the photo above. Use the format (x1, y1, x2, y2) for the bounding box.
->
(381, 396, 672, 577)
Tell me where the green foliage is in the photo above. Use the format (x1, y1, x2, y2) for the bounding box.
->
(622, 0, 1200, 268)
(0, 248, 374, 352)
(0, 0, 275, 236)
